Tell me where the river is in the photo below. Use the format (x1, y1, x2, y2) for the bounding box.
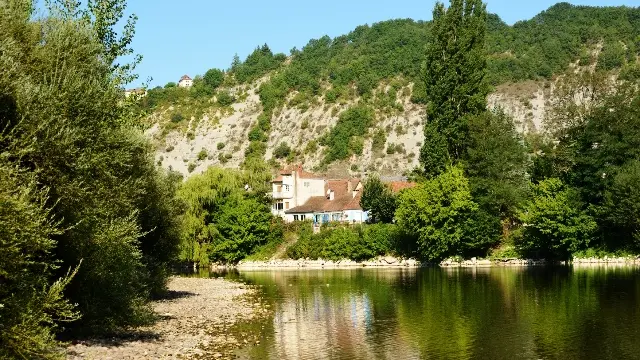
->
(205, 266, 640, 359)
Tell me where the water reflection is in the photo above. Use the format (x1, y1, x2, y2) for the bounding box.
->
(218, 267, 640, 360)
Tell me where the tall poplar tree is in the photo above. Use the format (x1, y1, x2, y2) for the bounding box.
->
(419, 0, 489, 176)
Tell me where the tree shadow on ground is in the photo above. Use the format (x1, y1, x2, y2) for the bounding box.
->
(65, 291, 196, 349)
(156, 290, 196, 301)
(66, 330, 162, 350)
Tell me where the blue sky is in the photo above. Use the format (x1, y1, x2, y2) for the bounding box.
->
(123, 0, 639, 87)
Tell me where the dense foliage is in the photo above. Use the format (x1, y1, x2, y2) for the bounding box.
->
(420, 0, 489, 166)
(286, 223, 412, 261)
(465, 110, 529, 219)
(230, 3, 639, 110)
(396, 166, 497, 261)
(359, 176, 397, 223)
(516, 179, 597, 259)
(177, 167, 282, 264)
(320, 105, 375, 163)
(0, 0, 182, 356)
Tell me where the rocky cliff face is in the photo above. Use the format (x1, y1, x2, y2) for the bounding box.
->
(147, 79, 554, 178)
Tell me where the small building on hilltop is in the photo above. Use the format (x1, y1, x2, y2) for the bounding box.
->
(178, 75, 193, 88)
(124, 87, 147, 99)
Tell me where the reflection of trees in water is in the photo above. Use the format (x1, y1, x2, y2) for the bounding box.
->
(239, 267, 640, 359)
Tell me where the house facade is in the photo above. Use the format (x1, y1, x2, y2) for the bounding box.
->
(271, 166, 325, 220)
(124, 87, 147, 99)
(178, 75, 193, 88)
(271, 166, 368, 224)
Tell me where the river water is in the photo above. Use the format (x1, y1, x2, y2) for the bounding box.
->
(213, 266, 640, 359)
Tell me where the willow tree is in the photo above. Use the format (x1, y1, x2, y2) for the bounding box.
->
(419, 0, 489, 177)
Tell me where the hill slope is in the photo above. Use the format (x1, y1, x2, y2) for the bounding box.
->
(141, 3, 640, 177)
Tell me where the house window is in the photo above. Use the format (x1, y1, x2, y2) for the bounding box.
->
(284, 185, 290, 192)
(277, 185, 282, 192)
(285, 202, 290, 210)
(294, 215, 299, 221)
(304, 182, 310, 187)
(332, 213, 341, 221)
(275, 202, 284, 210)
(301, 215, 306, 221)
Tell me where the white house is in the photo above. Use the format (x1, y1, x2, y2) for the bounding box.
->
(271, 165, 325, 220)
(178, 75, 193, 88)
(271, 166, 368, 224)
(124, 87, 147, 99)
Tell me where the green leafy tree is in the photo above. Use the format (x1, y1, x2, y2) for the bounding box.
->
(517, 179, 596, 259)
(465, 110, 529, 219)
(419, 122, 450, 178)
(1, 0, 182, 337)
(216, 90, 234, 106)
(273, 142, 292, 159)
(322, 105, 375, 163)
(177, 167, 278, 264)
(0, 163, 78, 359)
(203, 68, 225, 90)
(596, 41, 626, 71)
(360, 176, 397, 223)
(84, 0, 141, 84)
(601, 160, 640, 249)
(395, 166, 480, 261)
(419, 0, 489, 172)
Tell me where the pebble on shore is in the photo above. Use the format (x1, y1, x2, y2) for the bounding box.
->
(66, 277, 265, 360)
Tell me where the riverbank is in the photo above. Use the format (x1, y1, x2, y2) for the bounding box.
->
(66, 277, 270, 359)
(234, 255, 640, 269)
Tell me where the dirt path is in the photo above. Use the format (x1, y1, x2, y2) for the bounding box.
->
(270, 233, 298, 260)
(66, 277, 269, 360)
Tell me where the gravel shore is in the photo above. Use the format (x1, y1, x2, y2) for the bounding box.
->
(66, 276, 267, 359)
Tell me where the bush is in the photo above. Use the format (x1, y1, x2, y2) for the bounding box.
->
(197, 149, 208, 161)
(171, 112, 184, 123)
(322, 227, 366, 260)
(217, 142, 225, 150)
(0, 164, 78, 359)
(286, 223, 326, 259)
(273, 142, 292, 159)
(371, 129, 387, 152)
(396, 166, 480, 261)
(323, 105, 375, 163)
(516, 178, 597, 259)
(217, 91, 234, 106)
(305, 140, 318, 154)
(287, 224, 406, 261)
(187, 162, 196, 173)
(596, 41, 626, 71)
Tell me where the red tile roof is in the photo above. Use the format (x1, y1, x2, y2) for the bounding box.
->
(387, 181, 418, 193)
(273, 165, 322, 182)
(286, 179, 363, 213)
(179, 75, 192, 81)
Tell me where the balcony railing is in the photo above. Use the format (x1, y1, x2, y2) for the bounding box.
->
(272, 191, 293, 199)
